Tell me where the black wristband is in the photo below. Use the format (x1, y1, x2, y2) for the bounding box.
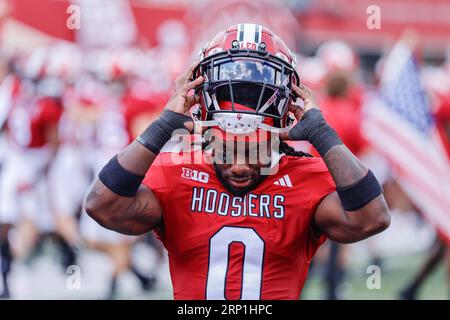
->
(336, 170, 383, 211)
(136, 109, 192, 155)
(288, 108, 343, 157)
(98, 155, 145, 197)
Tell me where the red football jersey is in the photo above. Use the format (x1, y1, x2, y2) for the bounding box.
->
(315, 96, 367, 156)
(8, 96, 63, 148)
(121, 90, 166, 143)
(143, 150, 336, 300)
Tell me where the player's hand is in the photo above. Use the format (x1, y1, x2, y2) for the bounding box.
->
(164, 62, 204, 115)
(280, 84, 323, 141)
(291, 83, 320, 113)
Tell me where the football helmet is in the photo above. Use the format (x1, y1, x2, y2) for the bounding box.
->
(316, 40, 357, 72)
(192, 23, 299, 135)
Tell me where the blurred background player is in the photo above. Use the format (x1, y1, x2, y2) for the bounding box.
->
(77, 48, 160, 299)
(0, 46, 64, 297)
(301, 40, 371, 299)
(0, 50, 18, 298)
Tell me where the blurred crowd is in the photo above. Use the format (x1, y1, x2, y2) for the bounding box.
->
(298, 39, 450, 300)
(0, 34, 449, 299)
(0, 42, 188, 299)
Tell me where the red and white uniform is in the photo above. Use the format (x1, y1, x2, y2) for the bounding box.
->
(7, 96, 62, 148)
(0, 75, 21, 166)
(78, 82, 133, 244)
(318, 95, 367, 157)
(0, 75, 21, 130)
(121, 88, 167, 142)
(143, 151, 336, 300)
(0, 84, 62, 227)
(47, 85, 97, 218)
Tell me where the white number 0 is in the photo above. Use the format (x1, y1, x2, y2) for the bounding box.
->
(206, 226, 265, 300)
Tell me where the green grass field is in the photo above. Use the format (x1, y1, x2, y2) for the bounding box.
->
(141, 251, 449, 300)
(301, 252, 448, 300)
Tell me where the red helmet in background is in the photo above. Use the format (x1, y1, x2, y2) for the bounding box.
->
(299, 56, 327, 91)
(87, 47, 142, 82)
(316, 40, 357, 73)
(192, 23, 299, 135)
(46, 42, 82, 83)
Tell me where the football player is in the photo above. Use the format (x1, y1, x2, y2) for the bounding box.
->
(78, 52, 158, 299)
(85, 24, 390, 300)
(313, 41, 369, 299)
(0, 54, 64, 298)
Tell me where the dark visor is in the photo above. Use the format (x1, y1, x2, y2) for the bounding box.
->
(212, 59, 290, 86)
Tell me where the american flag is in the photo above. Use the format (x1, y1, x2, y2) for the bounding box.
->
(362, 41, 450, 244)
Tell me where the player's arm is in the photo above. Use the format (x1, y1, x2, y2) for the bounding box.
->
(85, 63, 204, 235)
(312, 147, 390, 243)
(284, 84, 390, 243)
(85, 143, 162, 235)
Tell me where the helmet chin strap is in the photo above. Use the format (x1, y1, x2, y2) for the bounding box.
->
(190, 112, 287, 172)
(258, 122, 292, 134)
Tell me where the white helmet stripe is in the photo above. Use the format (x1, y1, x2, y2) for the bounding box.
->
(243, 23, 256, 44)
(237, 24, 262, 44)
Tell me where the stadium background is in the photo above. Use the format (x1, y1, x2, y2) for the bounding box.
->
(0, 0, 449, 299)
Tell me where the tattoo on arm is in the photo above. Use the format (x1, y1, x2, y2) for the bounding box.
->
(322, 145, 367, 188)
(124, 198, 149, 221)
(112, 198, 154, 234)
(123, 189, 162, 231)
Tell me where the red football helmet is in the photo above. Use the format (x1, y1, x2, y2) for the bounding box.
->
(192, 23, 299, 135)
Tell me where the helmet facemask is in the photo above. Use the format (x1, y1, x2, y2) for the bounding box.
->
(192, 48, 299, 134)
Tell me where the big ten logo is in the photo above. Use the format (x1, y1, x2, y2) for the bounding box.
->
(181, 167, 210, 184)
(66, 265, 81, 290)
(66, 4, 81, 30)
(366, 5, 381, 30)
(366, 265, 381, 290)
